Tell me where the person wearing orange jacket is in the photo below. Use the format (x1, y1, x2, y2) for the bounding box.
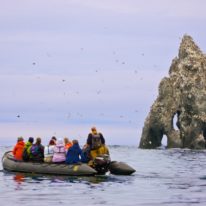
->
(12, 136, 25, 161)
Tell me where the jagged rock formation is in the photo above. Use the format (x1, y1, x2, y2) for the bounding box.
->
(139, 35, 206, 149)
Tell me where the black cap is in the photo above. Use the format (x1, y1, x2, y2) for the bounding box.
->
(28, 137, 34, 143)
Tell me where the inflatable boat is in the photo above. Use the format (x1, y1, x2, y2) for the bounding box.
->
(2, 151, 136, 176)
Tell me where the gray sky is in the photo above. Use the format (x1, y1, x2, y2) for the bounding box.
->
(0, 0, 206, 145)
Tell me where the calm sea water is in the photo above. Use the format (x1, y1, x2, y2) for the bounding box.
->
(1, 145, 206, 206)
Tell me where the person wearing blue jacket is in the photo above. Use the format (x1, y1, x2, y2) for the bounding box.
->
(66, 140, 82, 164)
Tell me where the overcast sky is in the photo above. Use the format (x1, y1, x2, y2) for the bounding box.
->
(0, 0, 206, 146)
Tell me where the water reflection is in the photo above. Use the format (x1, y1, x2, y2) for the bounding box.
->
(14, 173, 25, 184)
(7, 171, 132, 185)
(12, 173, 25, 190)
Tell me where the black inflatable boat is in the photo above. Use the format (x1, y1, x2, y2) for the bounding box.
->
(2, 151, 136, 176)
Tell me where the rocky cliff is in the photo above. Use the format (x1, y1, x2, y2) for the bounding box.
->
(139, 35, 206, 149)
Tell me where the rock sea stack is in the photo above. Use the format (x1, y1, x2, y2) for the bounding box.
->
(139, 35, 206, 149)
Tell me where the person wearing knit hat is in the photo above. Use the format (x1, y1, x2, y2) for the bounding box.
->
(28, 137, 34, 143)
(22, 137, 34, 161)
(12, 136, 25, 160)
(17, 136, 24, 141)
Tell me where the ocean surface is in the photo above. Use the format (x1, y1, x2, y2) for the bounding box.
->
(1, 145, 206, 206)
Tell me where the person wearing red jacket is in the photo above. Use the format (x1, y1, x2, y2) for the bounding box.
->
(12, 137, 25, 160)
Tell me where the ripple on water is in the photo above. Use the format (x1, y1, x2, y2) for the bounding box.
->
(1, 146, 206, 206)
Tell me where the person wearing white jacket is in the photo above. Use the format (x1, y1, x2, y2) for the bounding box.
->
(44, 139, 55, 163)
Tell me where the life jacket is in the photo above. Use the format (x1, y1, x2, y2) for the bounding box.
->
(52, 144, 66, 163)
(91, 133, 102, 150)
(54, 145, 65, 154)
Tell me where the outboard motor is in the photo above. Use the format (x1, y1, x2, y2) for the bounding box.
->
(93, 154, 111, 175)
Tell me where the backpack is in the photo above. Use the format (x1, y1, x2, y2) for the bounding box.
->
(91, 134, 102, 150)
(30, 145, 39, 156)
(22, 148, 29, 161)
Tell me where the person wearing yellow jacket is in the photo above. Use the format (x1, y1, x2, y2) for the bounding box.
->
(86, 127, 109, 160)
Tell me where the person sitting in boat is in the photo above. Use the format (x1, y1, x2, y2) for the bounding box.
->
(64, 137, 73, 152)
(86, 127, 109, 161)
(81, 144, 91, 163)
(65, 139, 82, 164)
(44, 139, 55, 163)
(12, 136, 25, 161)
(52, 138, 66, 163)
(22, 137, 34, 161)
(30, 137, 44, 162)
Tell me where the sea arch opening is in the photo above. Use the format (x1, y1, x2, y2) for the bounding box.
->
(161, 134, 168, 147)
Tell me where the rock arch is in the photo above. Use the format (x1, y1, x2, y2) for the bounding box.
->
(139, 35, 206, 149)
